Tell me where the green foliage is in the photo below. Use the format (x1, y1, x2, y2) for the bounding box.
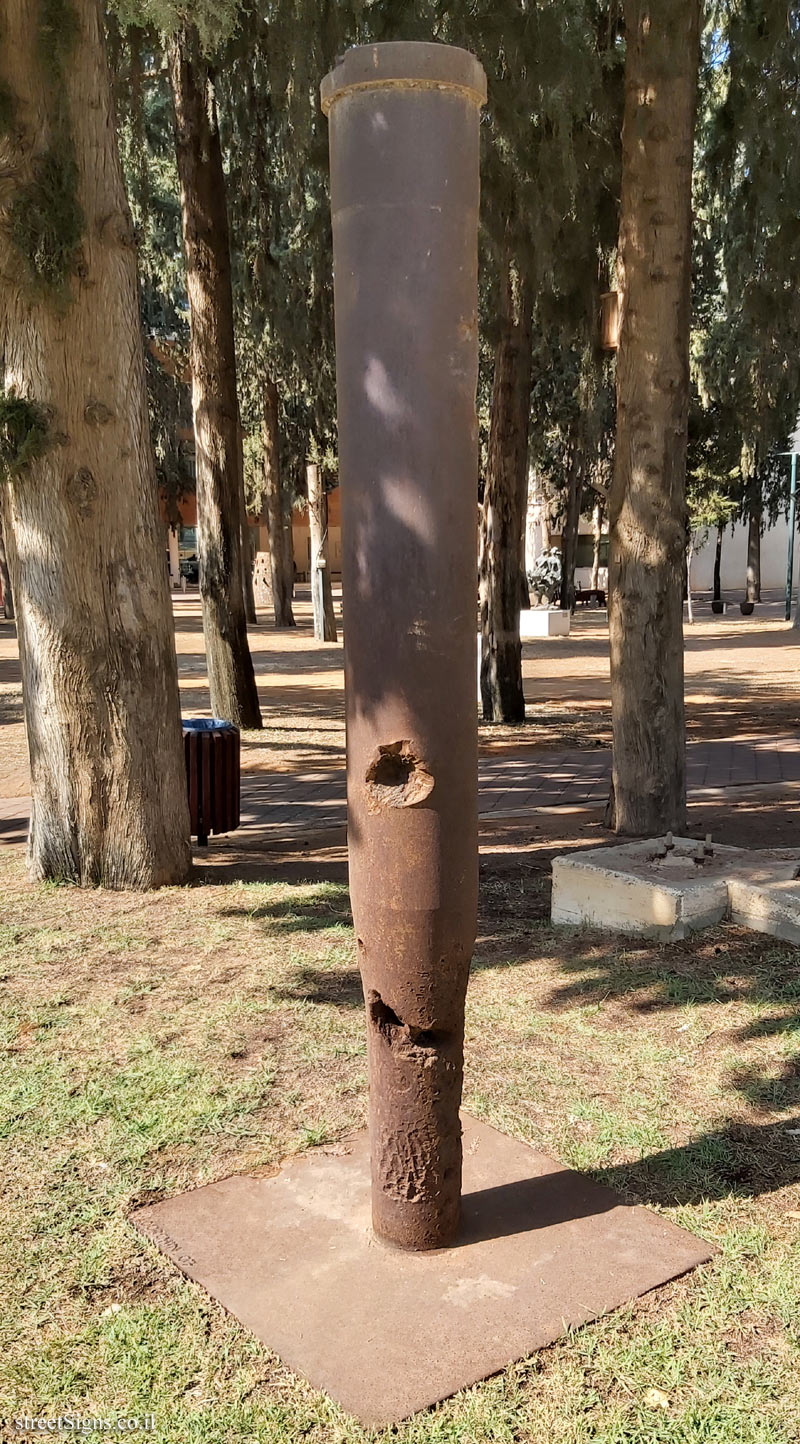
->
(217, 0, 626, 516)
(143, 346, 193, 521)
(686, 398, 742, 534)
(110, 0, 244, 54)
(0, 391, 50, 480)
(111, 26, 193, 504)
(115, 39, 186, 331)
(36, 0, 81, 81)
(107, 0, 799, 553)
(694, 2, 800, 522)
(8, 142, 84, 298)
(210, 3, 340, 507)
(4, 0, 85, 301)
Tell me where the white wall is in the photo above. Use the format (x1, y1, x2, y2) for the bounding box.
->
(691, 515, 799, 595)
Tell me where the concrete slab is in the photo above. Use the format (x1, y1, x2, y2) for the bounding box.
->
(728, 872, 800, 944)
(551, 836, 800, 942)
(132, 1115, 712, 1427)
(551, 836, 744, 938)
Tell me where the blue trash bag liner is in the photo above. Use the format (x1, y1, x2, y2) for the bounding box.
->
(181, 718, 238, 733)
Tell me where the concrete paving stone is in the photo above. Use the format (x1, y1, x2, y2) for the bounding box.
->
(755, 754, 782, 783)
(1, 737, 797, 845)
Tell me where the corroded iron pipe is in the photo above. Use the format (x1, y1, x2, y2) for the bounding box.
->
(322, 43, 485, 1250)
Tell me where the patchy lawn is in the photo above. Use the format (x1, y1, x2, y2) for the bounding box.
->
(1, 836, 799, 1443)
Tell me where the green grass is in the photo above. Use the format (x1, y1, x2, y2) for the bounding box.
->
(1, 848, 799, 1442)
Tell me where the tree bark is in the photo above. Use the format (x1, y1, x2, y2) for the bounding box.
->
(262, 377, 296, 627)
(167, 27, 261, 728)
(746, 498, 761, 602)
(479, 261, 533, 723)
(239, 480, 257, 625)
(238, 411, 257, 624)
(590, 500, 604, 591)
(560, 432, 583, 612)
(306, 462, 337, 642)
(713, 522, 723, 601)
(607, 0, 700, 835)
(0, 521, 14, 620)
(517, 461, 530, 610)
(0, 0, 191, 886)
(281, 492, 295, 602)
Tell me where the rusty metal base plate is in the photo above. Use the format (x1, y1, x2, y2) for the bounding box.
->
(132, 1115, 712, 1427)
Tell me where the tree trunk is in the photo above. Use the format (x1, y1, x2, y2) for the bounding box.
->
(540, 491, 552, 552)
(0, 521, 14, 620)
(607, 0, 700, 835)
(239, 484, 257, 625)
(590, 501, 604, 591)
(306, 462, 338, 642)
(517, 460, 530, 610)
(167, 26, 261, 728)
(282, 495, 295, 603)
(479, 261, 533, 723)
(713, 523, 723, 601)
(686, 536, 694, 624)
(0, 0, 191, 886)
(238, 414, 257, 624)
(560, 433, 583, 612)
(746, 499, 761, 602)
(262, 377, 296, 627)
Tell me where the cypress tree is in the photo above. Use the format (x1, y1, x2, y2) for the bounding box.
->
(607, 0, 701, 835)
(0, 0, 191, 886)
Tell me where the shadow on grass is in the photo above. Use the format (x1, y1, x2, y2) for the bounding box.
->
(219, 889, 353, 935)
(269, 965, 363, 1009)
(729, 1056, 800, 1113)
(196, 852, 349, 886)
(597, 1115, 800, 1207)
(452, 1117, 799, 1237)
(547, 928, 800, 1015)
(459, 1116, 800, 1235)
(543, 926, 800, 1118)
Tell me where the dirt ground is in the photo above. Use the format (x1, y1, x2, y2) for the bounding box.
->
(1, 587, 798, 798)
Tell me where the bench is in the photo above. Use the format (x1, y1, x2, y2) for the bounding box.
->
(575, 587, 606, 608)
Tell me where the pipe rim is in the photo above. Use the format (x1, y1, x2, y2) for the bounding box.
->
(321, 41, 487, 116)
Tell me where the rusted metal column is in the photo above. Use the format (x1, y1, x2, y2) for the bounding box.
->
(322, 43, 485, 1251)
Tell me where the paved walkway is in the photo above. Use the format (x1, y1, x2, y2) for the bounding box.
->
(2, 734, 798, 848)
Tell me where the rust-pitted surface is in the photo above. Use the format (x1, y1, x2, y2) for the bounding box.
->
(324, 42, 485, 1249)
(363, 741, 434, 812)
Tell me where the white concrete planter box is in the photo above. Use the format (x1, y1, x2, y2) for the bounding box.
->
(520, 608, 570, 639)
(551, 836, 800, 942)
(728, 874, 800, 945)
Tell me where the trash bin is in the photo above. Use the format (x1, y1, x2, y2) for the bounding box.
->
(182, 719, 240, 847)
